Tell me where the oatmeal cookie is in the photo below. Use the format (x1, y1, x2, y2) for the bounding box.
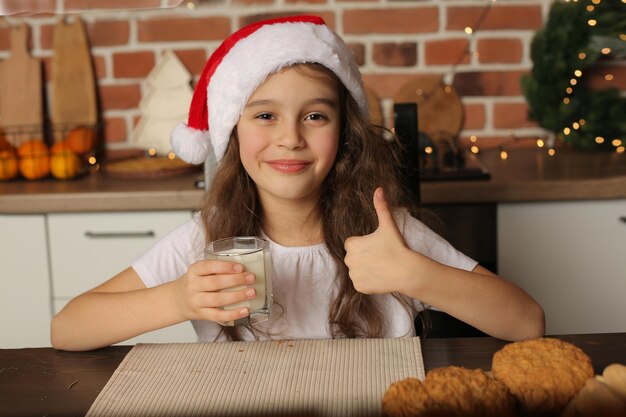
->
(492, 338, 594, 416)
(382, 366, 517, 417)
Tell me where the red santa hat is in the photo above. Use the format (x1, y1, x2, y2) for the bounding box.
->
(170, 15, 369, 164)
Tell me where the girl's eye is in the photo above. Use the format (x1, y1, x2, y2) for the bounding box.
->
(255, 113, 274, 120)
(305, 113, 328, 121)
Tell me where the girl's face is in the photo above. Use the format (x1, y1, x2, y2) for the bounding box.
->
(236, 65, 341, 207)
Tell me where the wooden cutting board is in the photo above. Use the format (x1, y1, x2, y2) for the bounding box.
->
(51, 17, 97, 129)
(393, 75, 463, 139)
(0, 23, 43, 145)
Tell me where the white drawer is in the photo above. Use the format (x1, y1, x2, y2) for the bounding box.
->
(48, 211, 191, 297)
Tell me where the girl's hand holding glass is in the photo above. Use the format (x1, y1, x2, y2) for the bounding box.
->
(175, 260, 256, 324)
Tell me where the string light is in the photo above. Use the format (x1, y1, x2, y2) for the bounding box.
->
(548, 148, 556, 156)
(595, 136, 605, 144)
(578, 52, 587, 59)
(167, 152, 177, 159)
(536, 138, 545, 148)
(470, 145, 480, 154)
(564, 127, 571, 135)
(588, 19, 597, 26)
(425, 146, 433, 154)
(148, 148, 157, 156)
(605, 74, 614, 81)
(500, 150, 508, 160)
(464, 27, 473, 35)
(612, 139, 623, 147)
(574, 70, 582, 77)
(601, 47, 611, 54)
(617, 146, 625, 154)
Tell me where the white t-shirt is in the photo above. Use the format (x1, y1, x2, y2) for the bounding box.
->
(132, 210, 477, 342)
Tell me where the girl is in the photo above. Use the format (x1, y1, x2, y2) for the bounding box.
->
(51, 15, 544, 351)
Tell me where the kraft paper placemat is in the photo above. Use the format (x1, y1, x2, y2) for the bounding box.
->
(86, 338, 425, 417)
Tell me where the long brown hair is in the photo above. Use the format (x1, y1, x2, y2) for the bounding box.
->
(201, 64, 413, 340)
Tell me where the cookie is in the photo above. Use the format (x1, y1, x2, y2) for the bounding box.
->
(561, 377, 626, 417)
(382, 366, 518, 417)
(492, 338, 594, 416)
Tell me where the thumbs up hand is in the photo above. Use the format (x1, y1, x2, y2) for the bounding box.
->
(344, 187, 414, 295)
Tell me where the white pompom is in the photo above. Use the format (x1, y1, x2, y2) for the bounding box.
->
(170, 123, 212, 165)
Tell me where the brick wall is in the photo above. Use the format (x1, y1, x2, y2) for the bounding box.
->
(1, 0, 624, 151)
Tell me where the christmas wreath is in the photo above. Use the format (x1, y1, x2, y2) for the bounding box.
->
(522, 0, 626, 151)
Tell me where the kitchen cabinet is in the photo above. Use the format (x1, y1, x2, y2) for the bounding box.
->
(0, 214, 51, 348)
(1, 210, 198, 348)
(498, 199, 626, 335)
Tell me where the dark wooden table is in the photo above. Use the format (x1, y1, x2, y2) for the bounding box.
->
(1, 333, 624, 417)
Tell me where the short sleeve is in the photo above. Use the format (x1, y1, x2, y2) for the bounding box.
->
(131, 214, 206, 288)
(396, 209, 478, 272)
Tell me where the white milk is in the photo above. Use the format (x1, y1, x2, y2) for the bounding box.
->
(211, 248, 271, 313)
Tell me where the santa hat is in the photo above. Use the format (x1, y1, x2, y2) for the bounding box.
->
(170, 15, 369, 165)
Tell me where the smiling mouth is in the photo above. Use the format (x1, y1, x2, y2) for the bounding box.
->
(266, 160, 311, 173)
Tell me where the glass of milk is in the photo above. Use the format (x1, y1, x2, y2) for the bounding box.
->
(205, 236, 272, 326)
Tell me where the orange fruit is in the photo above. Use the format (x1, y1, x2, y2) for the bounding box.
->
(66, 126, 95, 154)
(0, 149, 19, 180)
(50, 150, 81, 180)
(17, 139, 48, 158)
(19, 154, 50, 180)
(0, 129, 14, 152)
(51, 140, 73, 154)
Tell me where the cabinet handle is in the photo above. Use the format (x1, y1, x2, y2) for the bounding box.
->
(620, 217, 626, 224)
(84, 231, 156, 239)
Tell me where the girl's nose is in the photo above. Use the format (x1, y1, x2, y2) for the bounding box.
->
(275, 119, 305, 149)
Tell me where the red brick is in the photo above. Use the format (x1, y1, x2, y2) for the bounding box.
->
(103, 117, 127, 144)
(99, 84, 142, 110)
(1, 0, 56, 16)
(587, 65, 626, 91)
(362, 73, 429, 100)
(344, 8, 438, 34)
(453, 70, 526, 97)
(138, 17, 231, 42)
(462, 103, 486, 130)
(240, 12, 336, 30)
(113, 51, 156, 79)
(424, 38, 469, 66)
(447, 5, 543, 31)
(477, 38, 523, 64)
(65, 0, 161, 11)
(0, 26, 10, 50)
(373, 43, 417, 67)
(493, 102, 537, 129)
(347, 43, 365, 66)
(86, 20, 130, 47)
(173, 49, 207, 76)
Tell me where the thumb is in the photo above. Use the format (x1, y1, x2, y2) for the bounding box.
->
(373, 187, 399, 233)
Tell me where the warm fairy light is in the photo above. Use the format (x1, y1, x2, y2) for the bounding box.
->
(601, 48, 611, 55)
(186, 1, 195, 9)
(592, 0, 601, 4)
(587, 5, 595, 11)
(536, 138, 545, 148)
(605, 74, 614, 81)
(470, 145, 479, 154)
(563, 98, 571, 104)
(612, 139, 623, 147)
(465, 27, 473, 35)
(469, 135, 478, 143)
(566, 87, 573, 94)
(621, 34, 626, 41)
(500, 150, 508, 160)
(570, 78, 577, 85)
(572, 122, 580, 130)
(444, 85, 452, 93)
(416, 88, 423, 96)
(88, 156, 97, 165)
(595, 136, 605, 144)
(574, 70, 582, 77)
(617, 146, 625, 154)
(579, 119, 586, 126)
(148, 148, 157, 156)
(588, 19, 597, 26)
(168, 152, 176, 159)
(563, 127, 571, 135)
(425, 146, 433, 154)
(473, 51, 480, 58)
(548, 148, 556, 156)
(578, 52, 587, 59)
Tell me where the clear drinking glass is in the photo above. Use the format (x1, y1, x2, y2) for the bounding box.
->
(205, 236, 272, 326)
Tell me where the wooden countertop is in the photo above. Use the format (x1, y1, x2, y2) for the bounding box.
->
(1, 148, 625, 214)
